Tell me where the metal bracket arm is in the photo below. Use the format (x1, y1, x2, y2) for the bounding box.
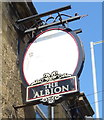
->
(13, 102, 37, 110)
(24, 15, 87, 34)
(16, 5, 71, 24)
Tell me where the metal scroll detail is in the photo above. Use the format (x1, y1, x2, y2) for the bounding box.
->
(40, 95, 62, 104)
(31, 71, 72, 85)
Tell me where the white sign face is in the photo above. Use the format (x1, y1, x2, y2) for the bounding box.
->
(22, 29, 82, 86)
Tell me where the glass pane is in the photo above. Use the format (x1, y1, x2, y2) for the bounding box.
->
(36, 111, 43, 120)
(38, 104, 49, 118)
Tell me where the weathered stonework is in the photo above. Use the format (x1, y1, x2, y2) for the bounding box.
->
(1, 2, 37, 119)
(0, 2, 2, 119)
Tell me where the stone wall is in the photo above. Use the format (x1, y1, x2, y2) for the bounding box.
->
(0, 1, 2, 119)
(1, 2, 37, 119)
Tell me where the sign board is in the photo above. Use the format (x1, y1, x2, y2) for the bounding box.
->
(26, 75, 78, 104)
(21, 27, 84, 87)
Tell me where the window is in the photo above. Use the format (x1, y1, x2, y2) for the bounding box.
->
(36, 111, 44, 120)
(38, 104, 49, 118)
(35, 104, 50, 120)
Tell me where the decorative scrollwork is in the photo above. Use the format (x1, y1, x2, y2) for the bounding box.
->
(40, 95, 62, 104)
(31, 71, 72, 86)
(29, 13, 73, 30)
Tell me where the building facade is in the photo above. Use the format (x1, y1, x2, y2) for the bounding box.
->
(2, 1, 37, 119)
(1, 1, 94, 119)
(1, 2, 70, 119)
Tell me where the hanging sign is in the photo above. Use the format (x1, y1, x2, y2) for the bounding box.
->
(21, 27, 84, 87)
(26, 75, 78, 104)
(20, 27, 84, 104)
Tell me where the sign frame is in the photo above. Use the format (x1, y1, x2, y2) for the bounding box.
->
(26, 76, 79, 105)
(20, 26, 85, 87)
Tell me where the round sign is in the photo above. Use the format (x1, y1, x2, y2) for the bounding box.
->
(21, 27, 84, 87)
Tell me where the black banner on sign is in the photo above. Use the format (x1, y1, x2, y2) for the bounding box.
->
(26, 76, 79, 104)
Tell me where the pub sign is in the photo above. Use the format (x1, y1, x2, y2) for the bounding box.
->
(20, 27, 84, 105)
